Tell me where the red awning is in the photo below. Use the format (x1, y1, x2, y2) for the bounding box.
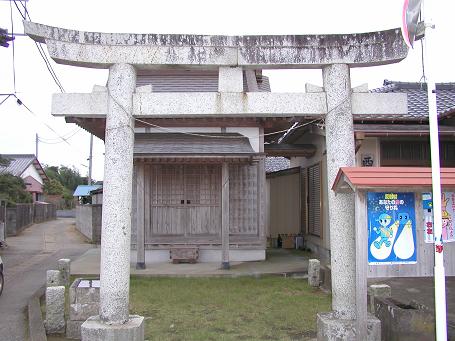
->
(332, 167, 455, 192)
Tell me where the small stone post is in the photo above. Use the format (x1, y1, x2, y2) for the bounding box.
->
(46, 270, 62, 287)
(368, 284, 391, 313)
(45, 286, 66, 334)
(308, 259, 320, 287)
(58, 258, 71, 286)
(81, 63, 144, 340)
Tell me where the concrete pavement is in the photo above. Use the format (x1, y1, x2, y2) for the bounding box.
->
(71, 248, 309, 277)
(0, 218, 92, 341)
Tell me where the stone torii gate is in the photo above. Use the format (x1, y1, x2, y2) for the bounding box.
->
(25, 21, 408, 341)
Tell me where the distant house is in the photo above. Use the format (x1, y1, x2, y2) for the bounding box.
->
(0, 154, 48, 202)
(73, 184, 102, 204)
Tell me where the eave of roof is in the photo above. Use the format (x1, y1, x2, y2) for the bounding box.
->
(332, 167, 455, 193)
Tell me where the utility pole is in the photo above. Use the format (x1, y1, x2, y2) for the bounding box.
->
(35, 133, 38, 158)
(423, 0, 447, 340)
(88, 134, 93, 185)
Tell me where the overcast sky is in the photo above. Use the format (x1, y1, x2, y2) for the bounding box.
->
(1, 0, 454, 181)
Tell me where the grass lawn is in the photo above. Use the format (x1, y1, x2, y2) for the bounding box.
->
(129, 276, 331, 341)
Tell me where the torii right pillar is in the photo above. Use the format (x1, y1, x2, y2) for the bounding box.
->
(317, 63, 380, 340)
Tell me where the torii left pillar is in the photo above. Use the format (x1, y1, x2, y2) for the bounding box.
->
(81, 63, 144, 340)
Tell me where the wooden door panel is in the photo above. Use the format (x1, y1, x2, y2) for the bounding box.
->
(147, 164, 221, 239)
(187, 206, 221, 236)
(185, 164, 221, 236)
(151, 206, 185, 236)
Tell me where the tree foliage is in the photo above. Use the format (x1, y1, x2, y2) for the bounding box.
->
(43, 178, 65, 195)
(0, 154, 11, 167)
(0, 174, 32, 205)
(44, 165, 86, 192)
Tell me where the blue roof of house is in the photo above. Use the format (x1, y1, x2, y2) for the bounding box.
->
(73, 185, 102, 197)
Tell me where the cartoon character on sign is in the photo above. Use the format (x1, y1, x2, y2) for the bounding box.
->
(441, 193, 452, 241)
(393, 212, 415, 260)
(373, 213, 393, 248)
(370, 215, 400, 260)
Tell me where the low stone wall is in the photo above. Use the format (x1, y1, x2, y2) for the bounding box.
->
(6, 204, 33, 236)
(34, 203, 57, 223)
(75, 205, 102, 243)
(6, 203, 57, 236)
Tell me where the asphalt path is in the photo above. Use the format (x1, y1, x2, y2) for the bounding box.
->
(0, 218, 92, 341)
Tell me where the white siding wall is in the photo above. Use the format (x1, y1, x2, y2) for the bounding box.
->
(21, 164, 44, 184)
(356, 137, 380, 166)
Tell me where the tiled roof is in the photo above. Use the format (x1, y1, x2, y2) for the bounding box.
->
(0, 154, 48, 181)
(0, 154, 36, 177)
(134, 133, 255, 156)
(370, 80, 455, 120)
(265, 157, 290, 173)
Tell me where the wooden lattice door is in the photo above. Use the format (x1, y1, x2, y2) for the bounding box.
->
(149, 164, 221, 238)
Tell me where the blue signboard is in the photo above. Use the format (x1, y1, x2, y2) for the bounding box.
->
(367, 192, 417, 265)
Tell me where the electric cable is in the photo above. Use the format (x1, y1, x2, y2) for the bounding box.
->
(11, 94, 71, 146)
(12, 2, 66, 92)
(107, 88, 328, 140)
(9, 0, 16, 93)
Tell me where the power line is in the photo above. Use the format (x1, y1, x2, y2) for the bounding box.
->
(10, 94, 71, 146)
(11, 1, 66, 92)
(38, 128, 81, 144)
(0, 94, 13, 106)
(106, 88, 330, 141)
(9, 0, 16, 93)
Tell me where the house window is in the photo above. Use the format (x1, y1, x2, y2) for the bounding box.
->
(381, 140, 455, 167)
(307, 163, 322, 237)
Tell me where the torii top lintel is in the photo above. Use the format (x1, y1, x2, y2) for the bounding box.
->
(24, 21, 408, 70)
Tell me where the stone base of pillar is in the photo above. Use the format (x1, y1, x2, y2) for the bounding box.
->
(317, 312, 380, 341)
(136, 262, 146, 270)
(222, 262, 230, 270)
(81, 315, 144, 341)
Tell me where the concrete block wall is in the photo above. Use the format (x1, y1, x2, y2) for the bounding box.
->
(75, 205, 102, 243)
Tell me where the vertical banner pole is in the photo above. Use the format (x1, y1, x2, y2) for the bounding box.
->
(422, 0, 448, 339)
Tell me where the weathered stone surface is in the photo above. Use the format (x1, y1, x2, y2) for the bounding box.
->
(66, 320, 84, 340)
(52, 91, 407, 120)
(46, 270, 62, 287)
(317, 311, 381, 341)
(373, 297, 434, 341)
(99, 63, 136, 324)
(308, 259, 321, 287)
(58, 258, 71, 286)
(45, 286, 66, 334)
(70, 303, 100, 321)
(218, 67, 243, 92)
(76, 286, 100, 305)
(69, 278, 81, 305)
(81, 315, 144, 341)
(323, 63, 356, 319)
(52, 92, 108, 117)
(24, 21, 408, 69)
(133, 92, 328, 118)
(368, 284, 391, 313)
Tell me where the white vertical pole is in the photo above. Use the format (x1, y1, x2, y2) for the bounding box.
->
(88, 134, 93, 185)
(35, 133, 39, 159)
(423, 1, 448, 339)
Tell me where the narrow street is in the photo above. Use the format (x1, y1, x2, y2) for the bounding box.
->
(0, 218, 92, 341)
